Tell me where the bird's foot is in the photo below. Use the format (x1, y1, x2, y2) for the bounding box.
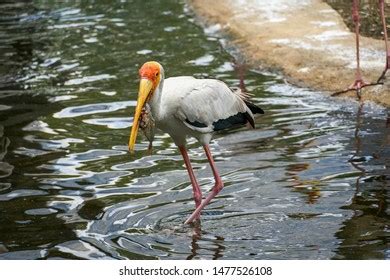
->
(332, 79, 380, 99)
(184, 182, 223, 225)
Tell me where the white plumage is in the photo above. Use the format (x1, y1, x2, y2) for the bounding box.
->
(129, 61, 263, 224)
(149, 76, 257, 146)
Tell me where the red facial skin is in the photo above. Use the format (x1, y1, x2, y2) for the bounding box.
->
(139, 62, 160, 89)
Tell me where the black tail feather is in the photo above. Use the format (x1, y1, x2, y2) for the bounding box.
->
(212, 101, 264, 132)
(245, 101, 264, 114)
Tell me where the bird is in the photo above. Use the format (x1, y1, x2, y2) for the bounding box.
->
(129, 61, 264, 224)
(333, 0, 389, 98)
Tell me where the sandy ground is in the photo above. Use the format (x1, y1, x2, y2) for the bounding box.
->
(189, 0, 390, 106)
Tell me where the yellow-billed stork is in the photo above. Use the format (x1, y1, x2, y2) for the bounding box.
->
(129, 61, 264, 224)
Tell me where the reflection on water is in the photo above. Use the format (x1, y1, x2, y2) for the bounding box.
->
(0, 0, 389, 259)
(334, 103, 390, 259)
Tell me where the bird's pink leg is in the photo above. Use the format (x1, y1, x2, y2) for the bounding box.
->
(184, 145, 224, 224)
(377, 0, 389, 83)
(332, 0, 377, 98)
(178, 146, 202, 221)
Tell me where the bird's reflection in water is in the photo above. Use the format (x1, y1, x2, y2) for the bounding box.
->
(233, 58, 247, 93)
(368, 109, 390, 218)
(349, 102, 365, 193)
(285, 163, 322, 204)
(334, 102, 390, 259)
(348, 102, 389, 193)
(186, 222, 225, 260)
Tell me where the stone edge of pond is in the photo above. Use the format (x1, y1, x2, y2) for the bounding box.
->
(188, 0, 390, 107)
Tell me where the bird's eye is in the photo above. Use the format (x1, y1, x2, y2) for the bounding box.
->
(155, 72, 159, 77)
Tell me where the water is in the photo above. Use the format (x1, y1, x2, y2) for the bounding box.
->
(0, 0, 389, 260)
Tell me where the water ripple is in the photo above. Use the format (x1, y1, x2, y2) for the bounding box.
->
(54, 101, 135, 118)
(1, 0, 389, 260)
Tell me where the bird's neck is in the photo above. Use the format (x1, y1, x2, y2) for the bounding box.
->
(149, 77, 164, 121)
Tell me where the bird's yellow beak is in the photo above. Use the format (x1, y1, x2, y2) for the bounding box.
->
(128, 78, 154, 152)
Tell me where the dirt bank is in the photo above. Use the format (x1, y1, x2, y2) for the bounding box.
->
(189, 0, 390, 106)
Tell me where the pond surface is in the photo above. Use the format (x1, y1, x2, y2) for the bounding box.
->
(0, 0, 389, 260)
